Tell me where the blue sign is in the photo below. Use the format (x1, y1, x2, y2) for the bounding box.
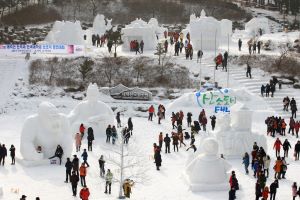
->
(215, 106, 230, 113)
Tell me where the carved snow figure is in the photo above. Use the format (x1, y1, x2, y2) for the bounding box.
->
(215, 104, 267, 158)
(20, 102, 72, 161)
(68, 83, 114, 137)
(184, 138, 231, 191)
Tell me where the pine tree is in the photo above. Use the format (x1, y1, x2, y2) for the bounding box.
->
(79, 58, 94, 83)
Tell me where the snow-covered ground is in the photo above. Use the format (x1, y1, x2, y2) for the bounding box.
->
(1, 24, 300, 200)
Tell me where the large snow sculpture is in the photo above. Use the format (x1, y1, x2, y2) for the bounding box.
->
(245, 17, 270, 36)
(45, 21, 85, 45)
(185, 10, 232, 50)
(68, 83, 114, 137)
(215, 104, 267, 158)
(184, 138, 231, 191)
(93, 14, 107, 36)
(20, 102, 72, 161)
(122, 18, 158, 51)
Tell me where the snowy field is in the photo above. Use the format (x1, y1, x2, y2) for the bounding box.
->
(0, 20, 300, 199)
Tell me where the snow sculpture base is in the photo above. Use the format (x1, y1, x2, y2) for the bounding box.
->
(18, 158, 49, 167)
(185, 138, 231, 192)
(215, 104, 267, 158)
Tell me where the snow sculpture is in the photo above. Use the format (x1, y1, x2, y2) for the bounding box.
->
(20, 102, 72, 161)
(184, 138, 231, 191)
(190, 13, 197, 23)
(200, 9, 206, 17)
(106, 18, 112, 31)
(245, 17, 270, 36)
(122, 18, 158, 51)
(68, 83, 114, 137)
(215, 104, 267, 158)
(93, 14, 107, 36)
(45, 21, 85, 45)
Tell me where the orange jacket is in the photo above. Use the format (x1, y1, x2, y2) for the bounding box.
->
(262, 188, 269, 199)
(80, 165, 87, 176)
(274, 160, 282, 173)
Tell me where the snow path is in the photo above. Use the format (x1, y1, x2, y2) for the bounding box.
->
(0, 57, 27, 114)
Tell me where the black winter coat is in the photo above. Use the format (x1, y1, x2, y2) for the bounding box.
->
(154, 152, 161, 166)
(65, 160, 73, 171)
(70, 174, 79, 186)
(270, 182, 278, 193)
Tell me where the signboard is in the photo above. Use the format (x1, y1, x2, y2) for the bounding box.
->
(195, 88, 236, 113)
(108, 84, 152, 101)
(0, 44, 84, 55)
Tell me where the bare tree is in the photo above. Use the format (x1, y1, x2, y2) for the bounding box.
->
(275, 45, 289, 69)
(132, 56, 153, 83)
(90, 0, 97, 17)
(104, 133, 149, 199)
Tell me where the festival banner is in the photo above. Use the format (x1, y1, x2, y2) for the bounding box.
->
(0, 44, 84, 55)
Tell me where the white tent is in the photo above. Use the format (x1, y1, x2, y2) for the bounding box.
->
(122, 18, 158, 51)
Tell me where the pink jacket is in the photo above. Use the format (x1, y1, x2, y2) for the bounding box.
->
(75, 134, 81, 146)
(292, 186, 297, 197)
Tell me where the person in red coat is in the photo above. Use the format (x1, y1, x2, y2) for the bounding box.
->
(79, 124, 85, 138)
(79, 186, 90, 200)
(215, 53, 223, 70)
(148, 105, 155, 121)
(273, 138, 282, 157)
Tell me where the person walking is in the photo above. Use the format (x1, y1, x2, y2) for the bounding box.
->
(223, 51, 228, 71)
(0, 144, 7, 166)
(75, 133, 82, 152)
(246, 63, 252, 79)
(99, 155, 105, 177)
(164, 134, 171, 153)
(79, 185, 90, 200)
(292, 182, 297, 200)
(81, 149, 89, 167)
(65, 157, 73, 183)
(154, 148, 162, 170)
(261, 85, 265, 97)
(87, 127, 94, 151)
(72, 155, 79, 176)
(9, 144, 15, 165)
(79, 163, 88, 187)
(106, 125, 112, 143)
(262, 186, 269, 200)
(70, 171, 79, 197)
(242, 152, 250, 174)
(148, 105, 155, 121)
(274, 157, 283, 179)
(111, 125, 117, 145)
(255, 181, 262, 200)
(269, 179, 279, 200)
(263, 155, 271, 178)
(116, 112, 121, 128)
(123, 179, 134, 198)
(158, 132, 163, 149)
(105, 169, 113, 194)
(128, 117, 133, 135)
(229, 171, 239, 199)
(273, 138, 282, 157)
(283, 139, 292, 157)
(140, 40, 144, 54)
(238, 38, 242, 51)
(295, 141, 300, 161)
(79, 124, 85, 139)
(172, 132, 179, 152)
(257, 41, 261, 54)
(187, 112, 192, 127)
(210, 115, 216, 131)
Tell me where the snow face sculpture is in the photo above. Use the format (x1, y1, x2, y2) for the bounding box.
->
(20, 102, 72, 161)
(68, 83, 114, 137)
(185, 138, 231, 191)
(215, 104, 267, 157)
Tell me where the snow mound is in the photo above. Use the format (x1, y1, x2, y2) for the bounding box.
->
(184, 138, 231, 192)
(45, 21, 85, 45)
(68, 83, 114, 137)
(20, 102, 73, 162)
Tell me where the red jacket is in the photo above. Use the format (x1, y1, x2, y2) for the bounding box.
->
(80, 125, 85, 134)
(273, 140, 282, 150)
(80, 188, 90, 200)
(148, 106, 154, 113)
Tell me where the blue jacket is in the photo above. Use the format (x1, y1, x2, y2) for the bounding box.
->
(81, 152, 88, 161)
